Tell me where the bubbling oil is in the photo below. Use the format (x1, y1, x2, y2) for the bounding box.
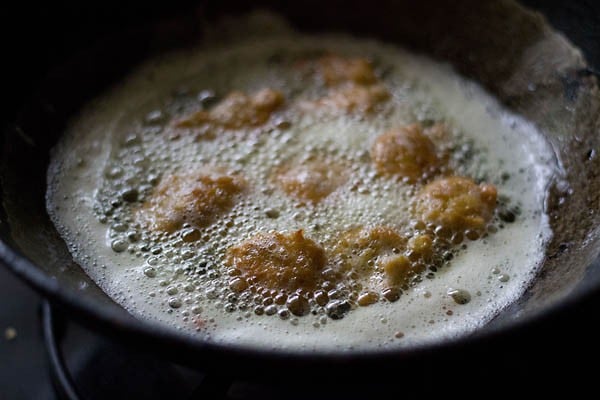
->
(46, 21, 556, 352)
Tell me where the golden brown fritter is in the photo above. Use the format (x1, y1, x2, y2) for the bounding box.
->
(174, 88, 284, 130)
(407, 233, 434, 262)
(299, 55, 389, 115)
(310, 84, 390, 114)
(414, 176, 497, 234)
(226, 230, 327, 292)
(317, 55, 378, 87)
(136, 172, 245, 234)
(333, 227, 435, 290)
(275, 160, 347, 204)
(335, 226, 406, 256)
(381, 255, 412, 287)
(333, 226, 408, 286)
(371, 123, 444, 182)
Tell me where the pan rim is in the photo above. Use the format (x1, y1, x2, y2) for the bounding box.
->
(2, 235, 600, 373)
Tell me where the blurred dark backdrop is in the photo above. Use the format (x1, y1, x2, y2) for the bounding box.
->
(2, 0, 600, 125)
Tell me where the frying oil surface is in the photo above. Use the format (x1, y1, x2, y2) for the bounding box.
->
(46, 24, 556, 352)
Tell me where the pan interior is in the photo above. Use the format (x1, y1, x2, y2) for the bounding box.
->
(1, 0, 599, 356)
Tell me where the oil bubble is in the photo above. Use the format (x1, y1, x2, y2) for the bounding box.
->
(447, 289, 471, 305)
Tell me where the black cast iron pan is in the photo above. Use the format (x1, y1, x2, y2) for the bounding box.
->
(1, 0, 600, 384)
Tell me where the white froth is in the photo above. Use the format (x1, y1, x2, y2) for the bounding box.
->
(46, 29, 555, 352)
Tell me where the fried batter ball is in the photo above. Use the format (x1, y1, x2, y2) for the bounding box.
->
(317, 55, 378, 87)
(300, 55, 389, 115)
(336, 226, 406, 256)
(312, 84, 390, 114)
(333, 227, 435, 290)
(381, 255, 412, 287)
(414, 176, 497, 234)
(371, 123, 444, 182)
(276, 160, 347, 204)
(226, 230, 327, 292)
(334, 227, 405, 286)
(174, 88, 284, 130)
(136, 172, 245, 234)
(407, 233, 434, 261)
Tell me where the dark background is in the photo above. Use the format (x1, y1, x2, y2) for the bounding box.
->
(2, 0, 600, 123)
(1, 1, 600, 399)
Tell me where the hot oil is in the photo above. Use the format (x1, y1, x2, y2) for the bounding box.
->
(46, 25, 556, 351)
